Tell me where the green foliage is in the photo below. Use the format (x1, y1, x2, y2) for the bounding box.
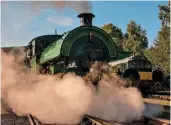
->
(101, 23, 123, 51)
(101, 23, 123, 40)
(145, 2, 170, 75)
(100, 2, 170, 75)
(158, 1, 170, 27)
(123, 20, 148, 55)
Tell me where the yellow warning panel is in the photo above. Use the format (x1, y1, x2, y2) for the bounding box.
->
(139, 72, 152, 80)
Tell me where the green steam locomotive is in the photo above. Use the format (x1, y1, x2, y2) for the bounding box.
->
(27, 13, 127, 76)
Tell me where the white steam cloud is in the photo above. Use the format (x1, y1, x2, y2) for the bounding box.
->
(1, 50, 92, 124)
(2, 49, 147, 124)
(144, 103, 165, 117)
(47, 16, 74, 27)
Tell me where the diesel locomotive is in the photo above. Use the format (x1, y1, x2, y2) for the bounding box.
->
(109, 55, 168, 93)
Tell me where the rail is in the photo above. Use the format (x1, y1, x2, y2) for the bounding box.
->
(28, 115, 41, 125)
(143, 98, 170, 106)
(27, 115, 170, 125)
(144, 116, 170, 125)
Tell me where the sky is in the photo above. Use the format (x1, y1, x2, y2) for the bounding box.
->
(1, 1, 168, 47)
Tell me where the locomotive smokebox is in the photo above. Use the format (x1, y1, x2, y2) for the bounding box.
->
(78, 13, 95, 26)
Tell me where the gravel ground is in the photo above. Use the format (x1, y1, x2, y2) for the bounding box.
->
(1, 114, 30, 125)
(1, 100, 30, 125)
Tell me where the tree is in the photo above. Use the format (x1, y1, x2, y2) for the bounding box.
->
(101, 23, 123, 51)
(158, 1, 170, 27)
(123, 20, 148, 55)
(145, 2, 170, 75)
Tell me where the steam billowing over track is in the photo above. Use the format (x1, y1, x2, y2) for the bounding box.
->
(1, 49, 170, 125)
(1, 50, 145, 124)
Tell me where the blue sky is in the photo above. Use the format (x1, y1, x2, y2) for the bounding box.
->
(1, 1, 168, 47)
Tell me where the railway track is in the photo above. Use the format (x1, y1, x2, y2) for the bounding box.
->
(27, 115, 170, 125)
(27, 115, 41, 125)
(143, 98, 170, 106)
(143, 91, 170, 106)
(82, 115, 170, 125)
(148, 91, 170, 101)
(143, 116, 170, 125)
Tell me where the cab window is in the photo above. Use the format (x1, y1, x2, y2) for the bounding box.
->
(145, 61, 151, 69)
(136, 61, 144, 69)
(128, 61, 136, 68)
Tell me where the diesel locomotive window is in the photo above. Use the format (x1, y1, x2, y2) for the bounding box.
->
(129, 60, 152, 71)
(136, 61, 144, 69)
(145, 61, 151, 69)
(128, 61, 136, 68)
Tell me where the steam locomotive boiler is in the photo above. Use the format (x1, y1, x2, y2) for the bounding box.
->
(27, 13, 118, 75)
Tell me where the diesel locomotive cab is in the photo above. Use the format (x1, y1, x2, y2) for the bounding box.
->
(121, 56, 152, 79)
(113, 55, 154, 92)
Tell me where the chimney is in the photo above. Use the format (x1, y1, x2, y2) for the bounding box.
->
(77, 13, 95, 26)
